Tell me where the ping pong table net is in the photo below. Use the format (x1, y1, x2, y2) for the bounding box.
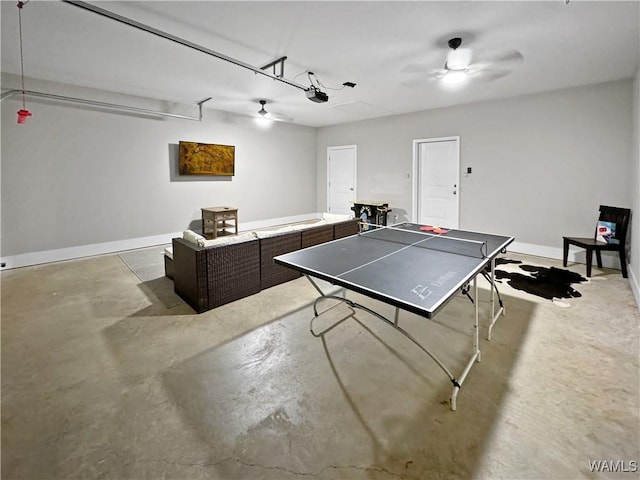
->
(357, 224, 488, 259)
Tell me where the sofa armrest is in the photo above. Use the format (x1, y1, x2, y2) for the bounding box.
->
(172, 238, 209, 313)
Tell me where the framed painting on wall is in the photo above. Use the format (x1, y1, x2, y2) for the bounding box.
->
(178, 141, 235, 176)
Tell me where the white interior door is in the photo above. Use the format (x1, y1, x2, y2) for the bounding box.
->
(327, 145, 357, 215)
(413, 137, 460, 228)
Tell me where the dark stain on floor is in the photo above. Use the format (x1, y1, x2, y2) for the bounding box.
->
(494, 259, 587, 300)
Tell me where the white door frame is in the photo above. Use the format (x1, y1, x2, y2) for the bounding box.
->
(326, 145, 357, 213)
(411, 136, 460, 225)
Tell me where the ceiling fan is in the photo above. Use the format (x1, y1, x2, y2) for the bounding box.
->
(256, 100, 292, 123)
(402, 37, 524, 87)
(433, 37, 523, 84)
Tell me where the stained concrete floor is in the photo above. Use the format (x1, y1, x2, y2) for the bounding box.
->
(1, 248, 639, 479)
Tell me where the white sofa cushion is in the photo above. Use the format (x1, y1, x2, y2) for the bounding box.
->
(321, 212, 354, 223)
(183, 230, 207, 246)
(290, 219, 328, 230)
(200, 232, 257, 248)
(253, 225, 298, 239)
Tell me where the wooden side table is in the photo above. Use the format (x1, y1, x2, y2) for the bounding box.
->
(201, 207, 238, 239)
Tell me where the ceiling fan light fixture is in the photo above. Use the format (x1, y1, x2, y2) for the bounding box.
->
(441, 69, 468, 87)
(256, 116, 271, 127)
(255, 100, 272, 127)
(446, 48, 472, 71)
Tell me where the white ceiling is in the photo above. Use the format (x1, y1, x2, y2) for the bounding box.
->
(1, 1, 639, 127)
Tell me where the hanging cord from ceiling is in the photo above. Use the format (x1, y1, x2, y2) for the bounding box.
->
(3, 0, 210, 121)
(17, 1, 28, 109)
(16, 0, 32, 123)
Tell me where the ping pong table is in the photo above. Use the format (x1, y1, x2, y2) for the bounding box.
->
(274, 222, 514, 411)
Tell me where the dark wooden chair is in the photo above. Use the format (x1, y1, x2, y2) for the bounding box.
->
(563, 205, 631, 278)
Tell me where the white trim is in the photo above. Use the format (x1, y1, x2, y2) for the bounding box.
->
(0, 212, 321, 270)
(511, 240, 637, 310)
(327, 144, 357, 213)
(4, 221, 636, 312)
(0, 232, 180, 270)
(412, 136, 460, 227)
(509, 241, 563, 260)
(510, 240, 627, 271)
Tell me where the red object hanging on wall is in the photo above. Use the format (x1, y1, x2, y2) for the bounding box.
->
(17, 109, 32, 124)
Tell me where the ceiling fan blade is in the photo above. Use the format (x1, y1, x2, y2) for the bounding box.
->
(400, 41, 523, 88)
(401, 61, 433, 75)
(266, 111, 293, 122)
(428, 69, 448, 80)
(468, 67, 513, 82)
(472, 49, 524, 70)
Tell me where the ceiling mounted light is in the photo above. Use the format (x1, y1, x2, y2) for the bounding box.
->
(445, 37, 472, 71)
(441, 70, 468, 87)
(253, 100, 293, 124)
(255, 100, 272, 127)
(413, 36, 522, 86)
(440, 37, 471, 88)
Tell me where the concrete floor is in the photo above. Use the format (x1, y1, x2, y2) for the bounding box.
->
(1, 248, 639, 479)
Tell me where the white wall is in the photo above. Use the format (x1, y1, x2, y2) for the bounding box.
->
(317, 80, 633, 262)
(1, 76, 318, 268)
(2, 76, 635, 280)
(630, 66, 640, 305)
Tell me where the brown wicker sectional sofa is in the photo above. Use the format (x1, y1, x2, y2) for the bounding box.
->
(171, 217, 359, 313)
